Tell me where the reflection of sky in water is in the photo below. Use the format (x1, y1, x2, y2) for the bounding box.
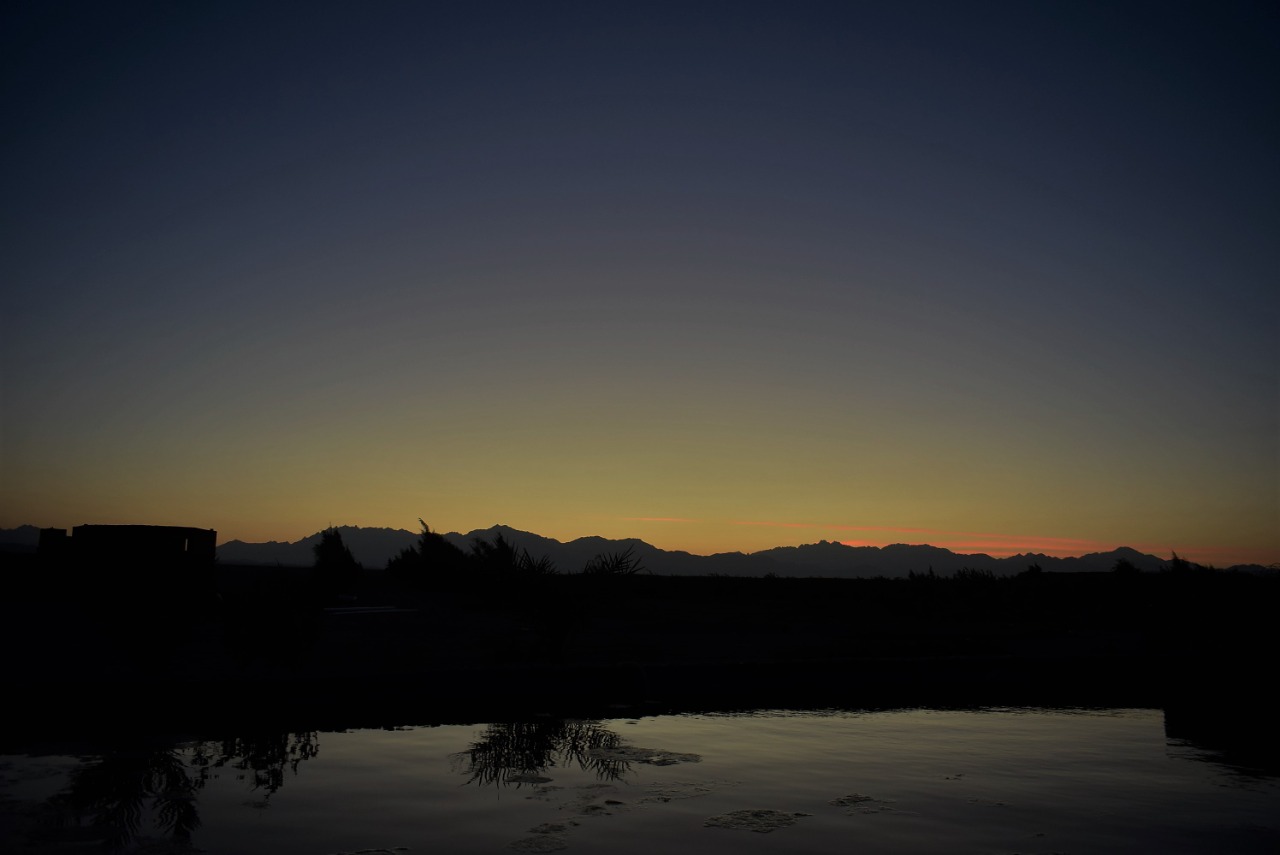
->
(2, 708, 1277, 854)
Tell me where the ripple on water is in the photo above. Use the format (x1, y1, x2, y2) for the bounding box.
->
(509, 833, 568, 852)
(587, 747, 702, 766)
(642, 778, 737, 803)
(704, 809, 811, 833)
(829, 792, 898, 814)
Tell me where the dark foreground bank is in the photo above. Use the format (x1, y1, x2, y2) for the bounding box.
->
(2, 554, 1275, 732)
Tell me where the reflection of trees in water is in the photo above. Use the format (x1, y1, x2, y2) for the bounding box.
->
(51, 746, 199, 851)
(188, 731, 320, 798)
(452, 720, 629, 786)
(48, 731, 318, 851)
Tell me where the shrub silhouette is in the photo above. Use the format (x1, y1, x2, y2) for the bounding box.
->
(1165, 551, 1211, 576)
(469, 533, 556, 576)
(1113, 557, 1139, 575)
(386, 519, 468, 589)
(313, 528, 361, 596)
(582, 545, 646, 575)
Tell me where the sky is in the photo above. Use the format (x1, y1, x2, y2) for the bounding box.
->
(2, 1, 1277, 566)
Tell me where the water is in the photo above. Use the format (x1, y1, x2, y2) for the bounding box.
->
(3, 707, 1276, 853)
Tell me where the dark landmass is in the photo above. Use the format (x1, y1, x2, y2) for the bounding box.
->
(2, 523, 1258, 576)
(3, 539, 1275, 738)
(210, 523, 1279, 576)
(6, 522, 1271, 577)
(5, 529, 1276, 853)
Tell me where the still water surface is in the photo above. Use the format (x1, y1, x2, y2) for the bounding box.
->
(3, 707, 1276, 853)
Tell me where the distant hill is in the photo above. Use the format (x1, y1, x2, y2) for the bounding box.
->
(0, 524, 41, 553)
(218, 526, 418, 568)
(7, 523, 1267, 577)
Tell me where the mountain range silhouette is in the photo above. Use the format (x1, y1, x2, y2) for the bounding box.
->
(204, 524, 1248, 576)
(4, 523, 1268, 576)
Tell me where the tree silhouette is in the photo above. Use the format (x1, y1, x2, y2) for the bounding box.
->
(313, 527, 360, 596)
(386, 519, 468, 588)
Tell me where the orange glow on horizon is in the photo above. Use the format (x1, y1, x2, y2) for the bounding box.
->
(619, 516, 701, 523)
(175, 518, 1272, 569)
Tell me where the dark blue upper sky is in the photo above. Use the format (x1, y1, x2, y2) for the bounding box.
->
(3, 1, 1277, 562)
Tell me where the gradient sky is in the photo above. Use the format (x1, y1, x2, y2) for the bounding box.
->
(3, 1, 1277, 565)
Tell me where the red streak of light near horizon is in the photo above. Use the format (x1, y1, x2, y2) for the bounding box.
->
(733, 520, 1105, 550)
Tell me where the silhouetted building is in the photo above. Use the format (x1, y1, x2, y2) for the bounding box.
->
(39, 524, 217, 606)
(38, 526, 71, 560)
(68, 524, 216, 566)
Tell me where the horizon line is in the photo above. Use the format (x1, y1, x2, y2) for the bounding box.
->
(7, 521, 1269, 566)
